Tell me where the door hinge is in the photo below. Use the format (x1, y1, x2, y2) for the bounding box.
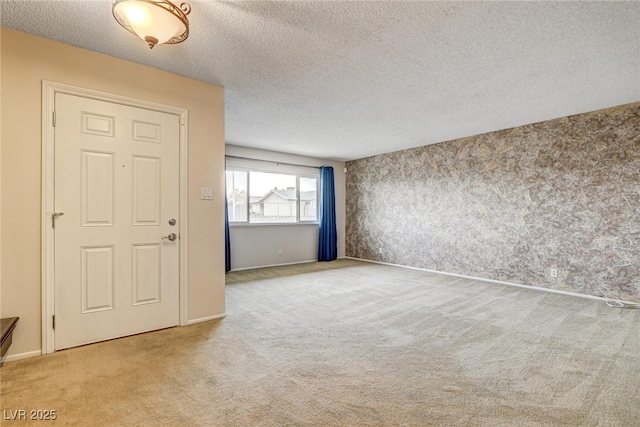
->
(52, 315, 55, 330)
(53, 111, 56, 127)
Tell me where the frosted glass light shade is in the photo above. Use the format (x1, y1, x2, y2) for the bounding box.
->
(112, 0, 190, 49)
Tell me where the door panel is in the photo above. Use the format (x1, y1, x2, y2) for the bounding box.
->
(54, 93, 180, 350)
(82, 150, 115, 226)
(132, 156, 161, 225)
(132, 244, 162, 305)
(81, 246, 115, 313)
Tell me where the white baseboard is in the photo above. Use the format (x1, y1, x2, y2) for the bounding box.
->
(186, 313, 226, 325)
(230, 259, 317, 272)
(2, 350, 42, 363)
(344, 257, 639, 305)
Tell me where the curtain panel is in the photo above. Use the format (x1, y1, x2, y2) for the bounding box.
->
(318, 166, 337, 261)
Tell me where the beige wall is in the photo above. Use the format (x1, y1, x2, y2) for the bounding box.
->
(0, 28, 226, 357)
(225, 145, 345, 270)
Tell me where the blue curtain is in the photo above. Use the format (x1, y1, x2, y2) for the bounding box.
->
(225, 180, 231, 273)
(318, 166, 337, 261)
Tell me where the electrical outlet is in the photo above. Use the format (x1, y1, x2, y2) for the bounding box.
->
(379, 247, 383, 254)
(550, 268, 558, 278)
(278, 249, 283, 256)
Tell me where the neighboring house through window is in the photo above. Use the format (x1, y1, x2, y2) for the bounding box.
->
(226, 161, 318, 224)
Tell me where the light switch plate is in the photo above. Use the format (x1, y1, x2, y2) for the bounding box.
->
(201, 187, 214, 200)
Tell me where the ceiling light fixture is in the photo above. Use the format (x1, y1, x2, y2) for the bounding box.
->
(112, 0, 191, 49)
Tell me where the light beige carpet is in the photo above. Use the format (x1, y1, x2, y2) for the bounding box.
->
(1, 259, 639, 426)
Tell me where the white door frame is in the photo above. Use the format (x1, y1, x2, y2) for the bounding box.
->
(41, 81, 189, 354)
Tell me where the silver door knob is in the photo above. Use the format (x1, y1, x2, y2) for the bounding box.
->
(162, 233, 177, 241)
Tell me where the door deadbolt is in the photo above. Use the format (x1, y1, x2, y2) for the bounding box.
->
(162, 233, 177, 241)
(168, 218, 177, 226)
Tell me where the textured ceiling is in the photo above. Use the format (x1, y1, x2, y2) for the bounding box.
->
(1, 1, 639, 161)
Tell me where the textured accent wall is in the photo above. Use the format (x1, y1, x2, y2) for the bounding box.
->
(346, 103, 640, 302)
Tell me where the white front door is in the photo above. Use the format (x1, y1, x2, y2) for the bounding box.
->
(54, 93, 180, 350)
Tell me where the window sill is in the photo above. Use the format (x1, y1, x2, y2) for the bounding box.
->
(229, 222, 319, 228)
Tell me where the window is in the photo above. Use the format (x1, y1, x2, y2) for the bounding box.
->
(226, 171, 247, 222)
(226, 164, 318, 225)
(299, 177, 317, 222)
